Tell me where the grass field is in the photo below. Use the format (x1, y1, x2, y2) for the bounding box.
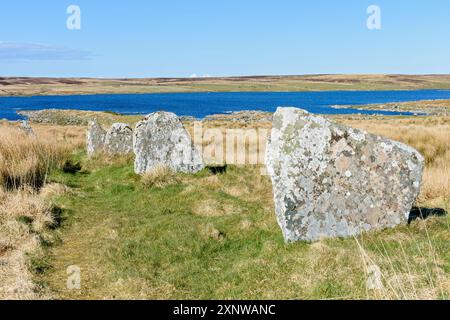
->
(0, 114, 438, 300)
(2, 74, 450, 96)
(0, 110, 449, 300)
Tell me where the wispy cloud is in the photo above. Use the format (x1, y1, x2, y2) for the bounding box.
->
(0, 42, 93, 61)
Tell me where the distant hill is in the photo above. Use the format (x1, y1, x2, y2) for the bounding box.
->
(1, 74, 450, 96)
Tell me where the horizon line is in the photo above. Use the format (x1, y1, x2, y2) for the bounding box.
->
(1, 73, 450, 80)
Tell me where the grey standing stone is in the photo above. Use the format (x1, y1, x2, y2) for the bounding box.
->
(133, 111, 204, 174)
(265, 107, 424, 242)
(20, 120, 35, 136)
(86, 119, 106, 157)
(104, 123, 133, 155)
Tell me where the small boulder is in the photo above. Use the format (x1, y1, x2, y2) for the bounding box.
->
(104, 123, 133, 155)
(19, 120, 35, 136)
(86, 119, 106, 157)
(265, 107, 424, 242)
(133, 111, 204, 174)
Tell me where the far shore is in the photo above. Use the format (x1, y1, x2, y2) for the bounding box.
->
(2, 74, 450, 97)
(11, 98, 450, 128)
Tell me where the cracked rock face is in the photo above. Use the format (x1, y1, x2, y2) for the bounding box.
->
(133, 111, 204, 174)
(265, 107, 424, 242)
(104, 123, 133, 155)
(87, 119, 106, 157)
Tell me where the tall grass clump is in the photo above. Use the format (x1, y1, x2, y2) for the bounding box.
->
(0, 123, 76, 299)
(0, 186, 58, 299)
(0, 126, 71, 190)
(141, 165, 180, 188)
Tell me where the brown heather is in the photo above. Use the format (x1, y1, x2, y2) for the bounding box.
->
(0, 123, 82, 189)
(0, 122, 82, 299)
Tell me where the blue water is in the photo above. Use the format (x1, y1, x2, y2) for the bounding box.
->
(1, 90, 450, 120)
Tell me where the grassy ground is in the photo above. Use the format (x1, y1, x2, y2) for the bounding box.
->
(36, 159, 449, 300)
(1, 110, 448, 300)
(2, 74, 450, 96)
(28, 115, 449, 300)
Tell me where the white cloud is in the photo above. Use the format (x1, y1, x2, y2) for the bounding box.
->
(190, 73, 212, 78)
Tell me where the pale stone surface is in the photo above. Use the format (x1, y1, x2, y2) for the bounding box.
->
(19, 120, 35, 136)
(104, 123, 133, 155)
(86, 119, 106, 157)
(265, 107, 424, 242)
(133, 111, 204, 174)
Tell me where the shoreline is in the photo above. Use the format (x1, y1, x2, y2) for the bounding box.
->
(331, 99, 450, 116)
(12, 102, 449, 128)
(4, 95, 449, 124)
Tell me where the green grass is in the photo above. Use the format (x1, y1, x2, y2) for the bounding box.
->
(38, 153, 450, 300)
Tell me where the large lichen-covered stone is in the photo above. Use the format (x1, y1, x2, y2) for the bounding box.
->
(265, 107, 424, 242)
(133, 111, 204, 174)
(104, 123, 133, 155)
(86, 119, 106, 157)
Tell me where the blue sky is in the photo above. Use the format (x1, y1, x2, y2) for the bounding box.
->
(0, 0, 449, 77)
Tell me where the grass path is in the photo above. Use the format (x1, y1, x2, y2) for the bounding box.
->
(38, 156, 450, 299)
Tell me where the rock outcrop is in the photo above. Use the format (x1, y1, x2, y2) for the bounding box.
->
(133, 111, 204, 174)
(104, 123, 133, 155)
(265, 107, 424, 242)
(86, 120, 106, 157)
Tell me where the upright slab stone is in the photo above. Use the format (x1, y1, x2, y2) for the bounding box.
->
(265, 107, 424, 242)
(86, 119, 106, 157)
(104, 123, 133, 155)
(20, 120, 35, 136)
(133, 111, 204, 174)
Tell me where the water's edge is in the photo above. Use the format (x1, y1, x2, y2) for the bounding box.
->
(1, 90, 449, 121)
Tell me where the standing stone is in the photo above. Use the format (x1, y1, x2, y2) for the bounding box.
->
(265, 107, 424, 242)
(133, 111, 204, 174)
(19, 120, 35, 136)
(104, 123, 133, 155)
(86, 119, 106, 157)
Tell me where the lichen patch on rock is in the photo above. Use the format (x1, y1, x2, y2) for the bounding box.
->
(265, 107, 424, 242)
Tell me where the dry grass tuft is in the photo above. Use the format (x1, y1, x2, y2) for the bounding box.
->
(0, 125, 72, 190)
(355, 229, 450, 300)
(199, 223, 226, 241)
(191, 197, 244, 217)
(141, 165, 180, 189)
(40, 183, 71, 199)
(191, 198, 223, 217)
(0, 122, 80, 299)
(0, 188, 56, 299)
